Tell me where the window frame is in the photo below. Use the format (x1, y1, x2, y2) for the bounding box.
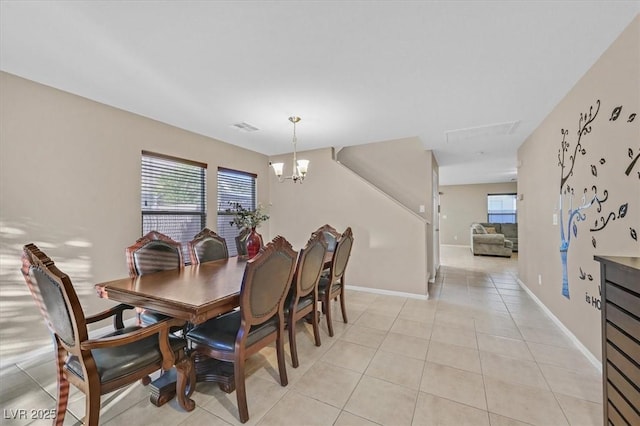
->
(487, 192, 517, 224)
(140, 150, 207, 256)
(216, 167, 258, 256)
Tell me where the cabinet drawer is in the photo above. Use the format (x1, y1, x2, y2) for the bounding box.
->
(606, 323, 640, 363)
(607, 401, 627, 426)
(607, 303, 640, 340)
(605, 343, 640, 389)
(608, 383, 640, 425)
(607, 362, 640, 414)
(606, 282, 640, 317)
(605, 264, 640, 295)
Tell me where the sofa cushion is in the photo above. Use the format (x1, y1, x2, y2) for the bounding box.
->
(473, 234, 506, 246)
(500, 223, 518, 238)
(471, 224, 487, 234)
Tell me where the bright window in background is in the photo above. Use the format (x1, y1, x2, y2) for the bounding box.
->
(217, 167, 257, 256)
(141, 151, 207, 257)
(487, 193, 517, 223)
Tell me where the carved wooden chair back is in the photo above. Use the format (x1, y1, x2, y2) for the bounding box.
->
(313, 224, 340, 253)
(287, 231, 328, 367)
(319, 227, 354, 337)
(188, 228, 228, 264)
(126, 230, 184, 277)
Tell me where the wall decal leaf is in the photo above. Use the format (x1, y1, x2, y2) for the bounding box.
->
(610, 106, 622, 121)
(592, 236, 597, 248)
(573, 223, 578, 237)
(629, 113, 636, 122)
(591, 165, 597, 176)
(618, 203, 628, 219)
(599, 158, 606, 165)
(631, 228, 638, 241)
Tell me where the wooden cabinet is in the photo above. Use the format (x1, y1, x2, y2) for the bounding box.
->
(594, 256, 640, 426)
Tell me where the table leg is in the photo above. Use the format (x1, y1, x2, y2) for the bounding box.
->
(149, 369, 177, 407)
(193, 353, 236, 393)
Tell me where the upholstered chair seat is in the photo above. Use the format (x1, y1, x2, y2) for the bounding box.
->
(283, 292, 315, 315)
(66, 327, 186, 383)
(187, 310, 278, 352)
(139, 310, 171, 324)
(317, 278, 342, 296)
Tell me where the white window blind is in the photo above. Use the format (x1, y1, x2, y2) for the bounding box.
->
(217, 167, 257, 256)
(487, 193, 517, 223)
(141, 151, 207, 257)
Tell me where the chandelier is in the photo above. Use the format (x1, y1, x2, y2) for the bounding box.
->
(270, 116, 309, 183)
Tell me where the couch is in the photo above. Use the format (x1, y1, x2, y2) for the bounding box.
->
(479, 222, 518, 252)
(470, 223, 513, 257)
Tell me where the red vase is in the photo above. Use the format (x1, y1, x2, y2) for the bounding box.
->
(246, 227, 262, 259)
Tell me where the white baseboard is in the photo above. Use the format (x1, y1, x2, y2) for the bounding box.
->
(346, 285, 429, 300)
(517, 278, 602, 373)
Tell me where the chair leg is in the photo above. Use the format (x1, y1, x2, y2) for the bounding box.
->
(54, 346, 69, 426)
(339, 291, 348, 324)
(325, 297, 334, 337)
(311, 307, 321, 347)
(288, 314, 299, 368)
(84, 379, 101, 426)
(276, 328, 288, 386)
(234, 358, 249, 423)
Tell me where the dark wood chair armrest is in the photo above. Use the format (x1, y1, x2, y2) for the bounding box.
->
(85, 303, 135, 329)
(81, 317, 187, 370)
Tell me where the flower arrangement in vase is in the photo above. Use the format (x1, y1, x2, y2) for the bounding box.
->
(226, 202, 269, 258)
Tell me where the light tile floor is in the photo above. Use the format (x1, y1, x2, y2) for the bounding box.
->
(0, 246, 603, 425)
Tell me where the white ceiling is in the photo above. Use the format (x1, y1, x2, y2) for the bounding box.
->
(1, 1, 638, 185)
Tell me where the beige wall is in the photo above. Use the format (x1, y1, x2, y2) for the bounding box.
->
(439, 182, 518, 246)
(336, 139, 439, 281)
(0, 72, 270, 360)
(337, 137, 431, 219)
(268, 148, 429, 295)
(518, 16, 640, 361)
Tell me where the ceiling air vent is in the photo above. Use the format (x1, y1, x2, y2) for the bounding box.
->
(445, 120, 520, 143)
(231, 122, 260, 132)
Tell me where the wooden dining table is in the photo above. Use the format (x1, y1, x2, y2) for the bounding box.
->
(94, 251, 334, 410)
(95, 256, 248, 325)
(95, 256, 249, 410)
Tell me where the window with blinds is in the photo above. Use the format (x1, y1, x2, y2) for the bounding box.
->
(141, 151, 207, 257)
(487, 193, 517, 223)
(217, 167, 257, 256)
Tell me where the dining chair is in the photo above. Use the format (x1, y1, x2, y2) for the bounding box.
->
(126, 230, 184, 277)
(313, 224, 340, 253)
(186, 236, 297, 423)
(318, 227, 354, 337)
(235, 227, 251, 257)
(126, 230, 183, 325)
(285, 231, 328, 368)
(20, 243, 191, 426)
(188, 228, 228, 264)
(235, 227, 264, 257)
